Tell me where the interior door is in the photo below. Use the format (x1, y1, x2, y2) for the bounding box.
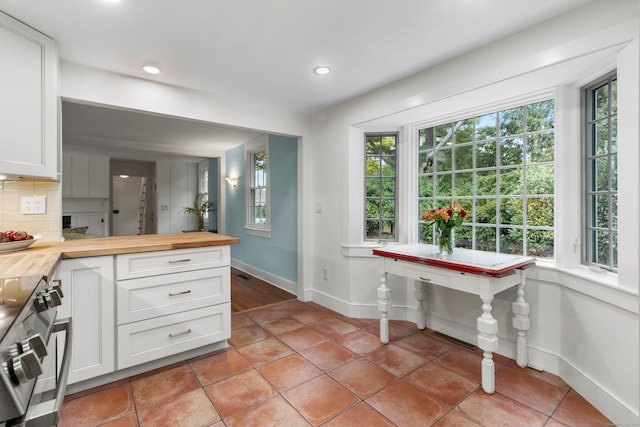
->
(112, 176, 144, 236)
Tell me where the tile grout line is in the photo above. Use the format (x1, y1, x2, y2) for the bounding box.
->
(59, 300, 611, 426)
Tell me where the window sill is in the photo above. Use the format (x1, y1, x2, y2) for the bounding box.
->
(530, 262, 637, 313)
(341, 242, 399, 257)
(343, 243, 637, 313)
(244, 227, 271, 238)
(533, 259, 618, 288)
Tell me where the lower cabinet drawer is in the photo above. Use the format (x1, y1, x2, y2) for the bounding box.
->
(117, 304, 230, 369)
(117, 267, 230, 324)
(116, 246, 230, 280)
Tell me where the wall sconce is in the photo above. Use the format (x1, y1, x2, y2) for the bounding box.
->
(225, 177, 238, 188)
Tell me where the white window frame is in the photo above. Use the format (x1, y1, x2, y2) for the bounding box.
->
(411, 94, 556, 258)
(554, 58, 619, 285)
(244, 134, 270, 238)
(364, 132, 399, 242)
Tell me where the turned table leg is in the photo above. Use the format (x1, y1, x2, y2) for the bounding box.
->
(414, 281, 426, 330)
(477, 297, 498, 394)
(512, 270, 530, 368)
(377, 272, 390, 344)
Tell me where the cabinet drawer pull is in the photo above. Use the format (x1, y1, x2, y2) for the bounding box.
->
(168, 258, 191, 264)
(169, 329, 192, 338)
(168, 290, 192, 297)
(419, 276, 432, 282)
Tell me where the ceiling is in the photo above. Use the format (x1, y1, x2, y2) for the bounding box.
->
(0, 0, 595, 156)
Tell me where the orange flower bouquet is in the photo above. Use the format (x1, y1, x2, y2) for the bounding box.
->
(422, 201, 468, 256)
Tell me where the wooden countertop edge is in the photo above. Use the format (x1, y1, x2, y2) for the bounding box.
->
(0, 233, 240, 279)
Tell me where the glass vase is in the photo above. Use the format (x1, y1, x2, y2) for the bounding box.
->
(438, 228, 454, 257)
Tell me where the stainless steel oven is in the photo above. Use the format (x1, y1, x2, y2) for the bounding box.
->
(0, 275, 72, 427)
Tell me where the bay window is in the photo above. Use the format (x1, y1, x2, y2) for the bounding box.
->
(417, 99, 555, 257)
(365, 133, 398, 241)
(584, 73, 618, 271)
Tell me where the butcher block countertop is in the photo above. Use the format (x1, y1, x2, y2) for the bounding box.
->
(0, 232, 239, 280)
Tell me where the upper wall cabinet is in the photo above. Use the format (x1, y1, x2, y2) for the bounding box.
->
(0, 12, 58, 180)
(62, 153, 110, 198)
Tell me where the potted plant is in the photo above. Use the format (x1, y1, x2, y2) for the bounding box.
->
(182, 193, 215, 231)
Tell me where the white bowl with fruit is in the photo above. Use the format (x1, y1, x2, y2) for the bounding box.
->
(0, 231, 40, 253)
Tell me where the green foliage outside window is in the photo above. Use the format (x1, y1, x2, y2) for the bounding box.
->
(366, 134, 398, 241)
(418, 100, 555, 257)
(585, 75, 618, 270)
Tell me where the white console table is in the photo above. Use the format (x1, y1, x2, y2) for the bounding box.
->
(373, 244, 535, 394)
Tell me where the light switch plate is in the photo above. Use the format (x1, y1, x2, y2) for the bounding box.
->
(21, 196, 46, 214)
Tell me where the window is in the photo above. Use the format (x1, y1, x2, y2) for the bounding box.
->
(417, 99, 555, 257)
(246, 140, 269, 235)
(584, 74, 617, 271)
(365, 133, 398, 241)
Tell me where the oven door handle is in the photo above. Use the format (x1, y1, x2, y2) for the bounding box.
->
(23, 317, 72, 427)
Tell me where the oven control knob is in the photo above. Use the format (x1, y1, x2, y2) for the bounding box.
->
(11, 350, 43, 383)
(33, 294, 48, 312)
(42, 292, 53, 307)
(46, 288, 62, 307)
(50, 279, 64, 297)
(21, 334, 48, 359)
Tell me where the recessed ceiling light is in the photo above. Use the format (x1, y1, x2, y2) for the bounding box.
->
(142, 65, 161, 75)
(313, 66, 331, 76)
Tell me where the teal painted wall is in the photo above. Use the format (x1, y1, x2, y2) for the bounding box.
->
(225, 135, 298, 283)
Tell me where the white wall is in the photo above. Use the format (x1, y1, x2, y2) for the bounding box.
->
(308, 1, 639, 425)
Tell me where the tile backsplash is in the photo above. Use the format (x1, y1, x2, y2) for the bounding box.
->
(0, 179, 62, 242)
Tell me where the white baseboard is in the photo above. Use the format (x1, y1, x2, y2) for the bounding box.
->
(558, 356, 639, 425)
(307, 290, 638, 425)
(231, 260, 297, 296)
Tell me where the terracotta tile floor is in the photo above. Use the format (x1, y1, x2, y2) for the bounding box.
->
(59, 300, 614, 427)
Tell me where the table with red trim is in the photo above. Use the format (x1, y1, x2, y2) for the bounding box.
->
(372, 243, 536, 394)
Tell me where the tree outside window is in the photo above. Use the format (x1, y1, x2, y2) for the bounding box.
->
(365, 133, 398, 241)
(418, 100, 555, 258)
(584, 74, 617, 271)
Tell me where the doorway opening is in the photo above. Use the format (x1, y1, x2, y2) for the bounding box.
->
(111, 159, 155, 236)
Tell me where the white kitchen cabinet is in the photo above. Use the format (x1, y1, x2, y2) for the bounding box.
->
(54, 256, 115, 384)
(62, 212, 107, 238)
(117, 304, 230, 369)
(116, 247, 231, 369)
(62, 153, 110, 198)
(116, 267, 230, 324)
(0, 11, 58, 179)
(116, 246, 229, 280)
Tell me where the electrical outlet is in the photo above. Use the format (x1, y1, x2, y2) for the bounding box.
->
(21, 196, 46, 214)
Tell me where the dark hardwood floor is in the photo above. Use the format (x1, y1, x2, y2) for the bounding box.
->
(231, 267, 296, 313)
